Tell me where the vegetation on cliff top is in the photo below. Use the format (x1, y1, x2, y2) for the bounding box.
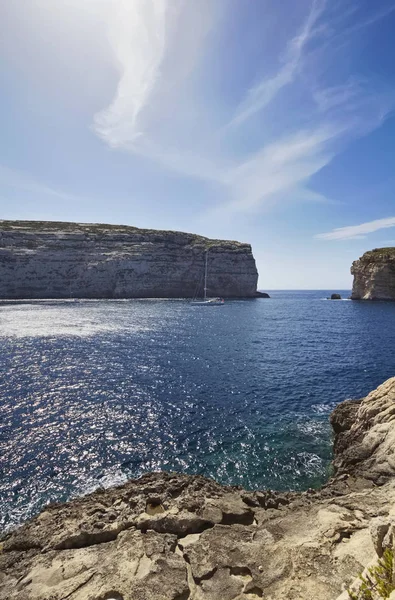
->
(0, 219, 249, 251)
(357, 247, 395, 262)
(348, 548, 394, 600)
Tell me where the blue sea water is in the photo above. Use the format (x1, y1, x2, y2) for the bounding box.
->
(1, 291, 395, 531)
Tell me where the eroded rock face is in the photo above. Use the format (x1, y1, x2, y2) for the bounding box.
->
(330, 377, 395, 486)
(1, 378, 395, 600)
(0, 221, 258, 299)
(351, 248, 395, 300)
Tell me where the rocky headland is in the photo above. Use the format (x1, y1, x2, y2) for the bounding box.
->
(0, 221, 258, 299)
(351, 248, 395, 300)
(1, 377, 395, 600)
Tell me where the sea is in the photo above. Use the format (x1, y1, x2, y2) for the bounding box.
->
(1, 291, 395, 531)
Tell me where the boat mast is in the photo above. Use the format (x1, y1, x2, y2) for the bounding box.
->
(204, 250, 208, 301)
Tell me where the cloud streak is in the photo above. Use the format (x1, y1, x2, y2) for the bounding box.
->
(228, 0, 326, 129)
(315, 217, 395, 240)
(93, 0, 168, 148)
(0, 165, 86, 204)
(92, 0, 395, 216)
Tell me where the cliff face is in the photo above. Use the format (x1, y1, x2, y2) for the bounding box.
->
(1, 378, 395, 600)
(0, 221, 258, 299)
(351, 248, 395, 300)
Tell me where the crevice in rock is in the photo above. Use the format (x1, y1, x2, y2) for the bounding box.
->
(245, 587, 263, 598)
(137, 516, 214, 538)
(221, 511, 254, 526)
(337, 529, 353, 542)
(172, 592, 190, 600)
(229, 566, 252, 577)
(193, 566, 218, 583)
(176, 543, 196, 599)
(3, 540, 42, 553)
(62, 571, 96, 599)
(54, 521, 134, 551)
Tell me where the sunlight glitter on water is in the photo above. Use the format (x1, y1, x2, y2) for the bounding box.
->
(1, 293, 395, 530)
(0, 300, 158, 337)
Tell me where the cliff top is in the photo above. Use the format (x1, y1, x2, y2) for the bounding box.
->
(0, 219, 249, 250)
(356, 247, 395, 262)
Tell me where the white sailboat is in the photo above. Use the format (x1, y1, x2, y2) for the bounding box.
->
(68, 281, 79, 303)
(191, 250, 225, 305)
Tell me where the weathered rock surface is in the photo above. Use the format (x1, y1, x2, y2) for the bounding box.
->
(1, 378, 395, 600)
(351, 248, 395, 300)
(331, 377, 395, 486)
(0, 221, 258, 299)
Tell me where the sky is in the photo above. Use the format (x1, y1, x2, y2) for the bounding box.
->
(0, 0, 395, 289)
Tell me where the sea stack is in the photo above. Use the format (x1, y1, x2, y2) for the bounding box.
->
(0, 220, 258, 299)
(351, 247, 395, 300)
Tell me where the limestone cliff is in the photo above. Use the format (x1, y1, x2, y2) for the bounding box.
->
(351, 248, 395, 300)
(0, 220, 258, 299)
(1, 378, 395, 600)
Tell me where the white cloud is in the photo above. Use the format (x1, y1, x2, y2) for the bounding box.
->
(217, 126, 337, 212)
(92, 0, 395, 216)
(315, 217, 395, 240)
(93, 0, 168, 147)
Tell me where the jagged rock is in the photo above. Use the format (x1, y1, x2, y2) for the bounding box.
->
(351, 247, 395, 300)
(337, 510, 395, 599)
(330, 377, 395, 485)
(0, 220, 258, 299)
(1, 378, 395, 599)
(254, 291, 270, 298)
(370, 517, 392, 557)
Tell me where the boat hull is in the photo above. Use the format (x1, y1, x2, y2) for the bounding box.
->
(190, 301, 225, 305)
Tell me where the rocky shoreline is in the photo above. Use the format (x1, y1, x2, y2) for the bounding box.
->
(1, 377, 395, 599)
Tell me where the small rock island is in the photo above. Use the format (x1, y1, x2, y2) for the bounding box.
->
(351, 247, 395, 300)
(0, 220, 259, 299)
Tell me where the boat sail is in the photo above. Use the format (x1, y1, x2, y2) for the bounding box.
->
(191, 250, 225, 305)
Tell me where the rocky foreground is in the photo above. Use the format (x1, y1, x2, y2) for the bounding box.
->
(0, 221, 258, 299)
(351, 248, 395, 300)
(1, 378, 395, 600)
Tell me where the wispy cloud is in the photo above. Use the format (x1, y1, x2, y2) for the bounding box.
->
(315, 217, 395, 240)
(339, 3, 395, 39)
(0, 164, 84, 204)
(92, 0, 395, 216)
(93, 0, 168, 148)
(227, 0, 326, 129)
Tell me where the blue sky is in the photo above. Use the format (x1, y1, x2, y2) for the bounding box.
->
(0, 0, 394, 289)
